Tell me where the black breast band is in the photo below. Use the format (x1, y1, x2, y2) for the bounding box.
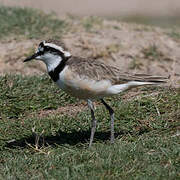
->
(48, 59, 67, 82)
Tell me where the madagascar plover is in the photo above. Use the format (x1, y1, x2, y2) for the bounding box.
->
(24, 39, 168, 147)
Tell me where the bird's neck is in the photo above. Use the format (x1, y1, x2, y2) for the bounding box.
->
(46, 56, 63, 72)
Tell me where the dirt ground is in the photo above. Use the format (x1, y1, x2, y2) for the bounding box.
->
(0, 0, 180, 89)
(0, 18, 179, 88)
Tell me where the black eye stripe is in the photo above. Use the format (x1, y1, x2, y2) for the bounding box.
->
(37, 44, 68, 59)
(44, 46, 64, 55)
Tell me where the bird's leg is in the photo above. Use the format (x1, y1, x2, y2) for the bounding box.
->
(87, 99, 96, 147)
(101, 99, 115, 143)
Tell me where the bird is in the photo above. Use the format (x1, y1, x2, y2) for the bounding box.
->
(24, 39, 168, 147)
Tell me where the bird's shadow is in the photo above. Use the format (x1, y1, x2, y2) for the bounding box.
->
(5, 130, 124, 149)
(5, 126, 150, 149)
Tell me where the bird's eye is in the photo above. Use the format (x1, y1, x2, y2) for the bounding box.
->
(45, 47, 50, 51)
(38, 46, 44, 52)
(39, 42, 44, 47)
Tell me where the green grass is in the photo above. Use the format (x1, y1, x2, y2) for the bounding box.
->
(0, 6, 179, 179)
(0, 75, 76, 119)
(0, 6, 67, 39)
(0, 75, 179, 179)
(82, 16, 103, 32)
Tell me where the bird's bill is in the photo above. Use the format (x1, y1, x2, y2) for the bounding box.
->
(24, 52, 39, 62)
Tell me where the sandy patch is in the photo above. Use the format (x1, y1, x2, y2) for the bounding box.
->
(0, 19, 179, 88)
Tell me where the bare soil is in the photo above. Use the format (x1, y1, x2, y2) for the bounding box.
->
(0, 19, 179, 88)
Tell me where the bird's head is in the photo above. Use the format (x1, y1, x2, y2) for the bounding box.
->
(24, 40, 71, 71)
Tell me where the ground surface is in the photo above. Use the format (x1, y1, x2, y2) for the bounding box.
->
(0, 6, 179, 180)
(0, 16, 180, 88)
(1, 0, 180, 17)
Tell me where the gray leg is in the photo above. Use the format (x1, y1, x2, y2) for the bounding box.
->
(87, 99, 97, 147)
(101, 99, 115, 143)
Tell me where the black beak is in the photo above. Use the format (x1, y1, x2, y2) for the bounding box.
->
(24, 52, 39, 62)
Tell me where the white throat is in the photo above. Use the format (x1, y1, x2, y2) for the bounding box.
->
(43, 54, 62, 72)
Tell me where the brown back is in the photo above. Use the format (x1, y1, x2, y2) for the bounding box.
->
(66, 56, 168, 85)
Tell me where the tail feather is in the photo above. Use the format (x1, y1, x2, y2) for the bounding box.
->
(132, 74, 170, 84)
(107, 74, 169, 95)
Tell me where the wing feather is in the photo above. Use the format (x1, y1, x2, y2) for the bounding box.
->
(67, 57, 169, 84)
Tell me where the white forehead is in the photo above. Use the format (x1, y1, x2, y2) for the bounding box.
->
(43, 42, 71, 57)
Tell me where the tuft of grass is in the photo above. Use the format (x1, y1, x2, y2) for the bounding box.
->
(0, 6, 67, 39)
(141, 44, 164, 61)
(0, 75, 179, 179)
(92, 44, 120, 59)
(129, 57, 143, 70)
(82, 16, 103, 32)
(167, 29, 180, 41)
